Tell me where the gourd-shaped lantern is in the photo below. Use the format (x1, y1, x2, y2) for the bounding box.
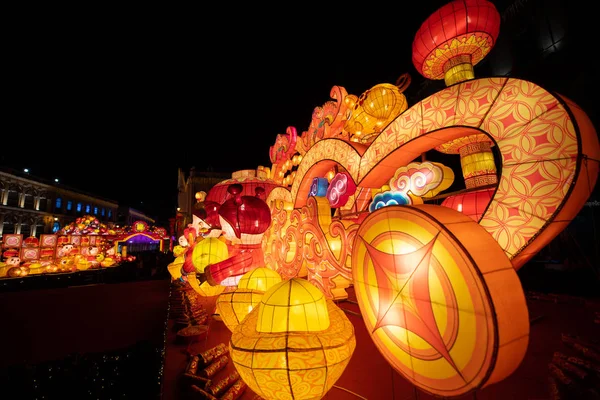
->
(230, 278, 356, 400)
(413, 0, 501, 195)
(216, 267, 282, 331)
(188, 273, 226, 297)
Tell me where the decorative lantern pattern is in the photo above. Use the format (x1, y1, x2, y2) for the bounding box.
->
(230, 278, 355, 400)
(352, 205, 529, 397)
(285, 77, 599, 270)
(309, 177, 329, 197)
(412, 0, 501, 86)
(326, 172, 357, 208)
(216, 267, 283, 331)
(187, 273, 225, 297)
(344, 74, 411, 143)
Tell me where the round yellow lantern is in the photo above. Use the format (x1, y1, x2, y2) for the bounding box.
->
(167, 255, 185, 280)
(230, 278, 356, 400)
(236, 267, 282, 292)
(191, 237, 228, 273)
(216, 267, 282, 332)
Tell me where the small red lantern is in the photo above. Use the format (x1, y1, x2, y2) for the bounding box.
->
(441, 187, 495, 221)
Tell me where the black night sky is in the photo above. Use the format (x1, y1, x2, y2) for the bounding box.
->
(3, 1, 599, 225)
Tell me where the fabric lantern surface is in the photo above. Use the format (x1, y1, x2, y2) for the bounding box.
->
(352, 204, 529, 397)
(230, 278, 355, 400)
(187, 273, 225, 297)
(191, 237, 229, 273)
(236, 267, 282, 292)
(216, 289, 265, 332)
(441, 187, 495, 221)
(412, 0, 501, 86)
(309, 177, 329, 197)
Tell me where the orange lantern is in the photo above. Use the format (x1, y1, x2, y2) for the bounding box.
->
(230, 278, 355, 400)
(441, 187, 495, 221)
(352, 204, 529, 397)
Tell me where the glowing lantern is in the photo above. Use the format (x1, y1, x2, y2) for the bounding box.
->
(413, 0, 500, 189)
(216, 268, 282, 332)
(188, 272, 225, 297)
(309, 177, 329, 197)
(216, 289, 265, 332)
(230, 278, 356, 400)
(344, 74, 411, 143)
(352, 205, 529, 397)
(236, 267, 282, 292)
(441, 187, 495, 221)
(326, 171, 357, 208)
(191, 237, 229, 273)
(167, 255, 185, 280)
(412, 0, 500, 86)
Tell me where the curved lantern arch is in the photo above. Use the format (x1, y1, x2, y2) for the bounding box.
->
(290, 77, 600, 269)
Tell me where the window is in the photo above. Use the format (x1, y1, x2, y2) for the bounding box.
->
(67, 201, 73, 211)
(108, 209, 112, 218)
(94, 207, 98, 215)
(85, 204, 91, 213)
(76, 202, 82, 212)
(101, 208, 105, 216)
(52, 221, 60, 233)
(55, 198, 62, 209)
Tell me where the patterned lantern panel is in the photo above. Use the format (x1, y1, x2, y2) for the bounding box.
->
(217, 289, 265, 332)
(237, 267, 282, 292)
(352, 204, 529, 397)
(188, 273, 225, 297)
(230, 278, 355, 400)
(191, 238, 229, 273)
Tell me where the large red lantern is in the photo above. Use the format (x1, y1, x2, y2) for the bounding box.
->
(412, 0, 501, 86)
(441, 187, 495, 221)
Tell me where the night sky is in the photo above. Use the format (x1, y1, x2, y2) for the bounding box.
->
(3, 1, 598, 225)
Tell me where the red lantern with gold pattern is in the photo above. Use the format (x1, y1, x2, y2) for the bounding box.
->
(412, 0, 501, 86)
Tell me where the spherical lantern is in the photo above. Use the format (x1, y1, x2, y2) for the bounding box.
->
(412, 0, 500, 86)
(191, 237, 229, 273)
(237, 267, 282, 292)
(230, 278, 356, 400)
(441, 187, 495, 221)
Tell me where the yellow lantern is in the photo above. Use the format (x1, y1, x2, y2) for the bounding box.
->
(191, 237, 228, 273)
(216, 268, 282, 332)
(236, 267, 282, 292)
(230, 278, 356, 400)
(167, 255, 185, 280)
(216, 289, 265, 332)
(188, 272, 225, 297)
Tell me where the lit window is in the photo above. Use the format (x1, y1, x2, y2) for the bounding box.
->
(55, 198, 62, 209)
(108, 209, 112, 218)
(66, 201, 73, 211)
(101, 208, 105, 216)
(85, 204, 91, 213)
(52, 221, 60, 233)
(77, 202, 82, 212)
(94, 207, 98, 215)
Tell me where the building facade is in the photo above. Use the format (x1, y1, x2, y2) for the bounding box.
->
(176, 167, 230, 236)
(0, 168, 118, 238)
(117, 206, 156, 227)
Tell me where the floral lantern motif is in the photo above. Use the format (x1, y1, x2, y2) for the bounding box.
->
(230, 278, 356, 400)
(344, 74, 411, 143)
(216, 267, 282, 332)
(326, 172, 357, 208)
(412, 0, 501, 87)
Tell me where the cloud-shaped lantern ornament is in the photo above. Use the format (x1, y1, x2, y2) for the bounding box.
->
(309, 177, 329, 198)
(230, 278, 356, 400)
(326, 172, 357, 208)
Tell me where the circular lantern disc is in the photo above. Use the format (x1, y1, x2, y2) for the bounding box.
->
(352, 204, 529, 397)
